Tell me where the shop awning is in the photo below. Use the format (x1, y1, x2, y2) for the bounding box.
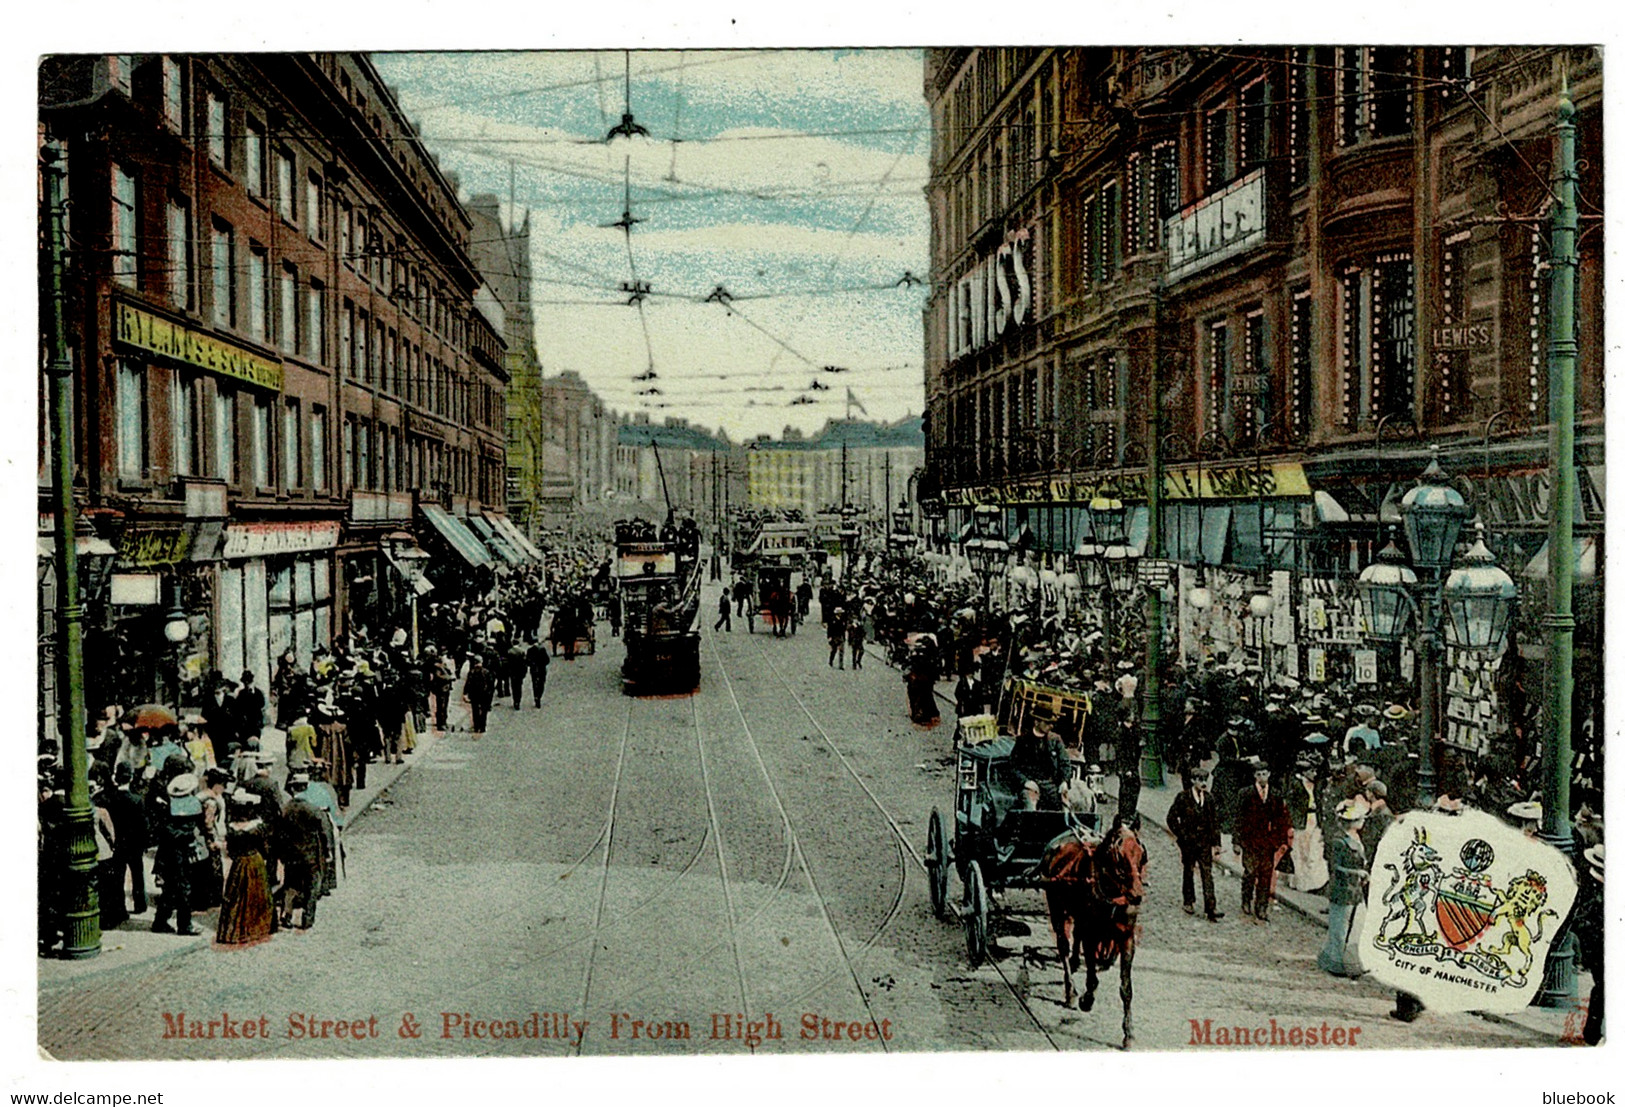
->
(419, 504, 492, 568)
(489, 515, 543, 561)
(468, 514, 525, 567)
(1521, 535, 1598, 582)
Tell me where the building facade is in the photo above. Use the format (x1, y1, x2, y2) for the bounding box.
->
(39, 52, 511, 726)
(923, 46, 1603, 771)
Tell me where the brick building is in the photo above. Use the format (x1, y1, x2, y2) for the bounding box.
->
(923, 46, 1603, 769)
(39, 52, 512, 722)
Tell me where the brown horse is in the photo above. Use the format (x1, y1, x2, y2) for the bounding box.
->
(1042, 816, 1147, 1049)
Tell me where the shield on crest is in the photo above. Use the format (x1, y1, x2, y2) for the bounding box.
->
(1435, 885, 1495, 949)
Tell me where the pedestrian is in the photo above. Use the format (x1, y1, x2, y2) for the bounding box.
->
(191, 768, 230, 912)
(312, 697, 353, 809)
(1317, 798, 1370, 977)
(1235, 757, 1293, 923)
(905, 638, 941, 727)
(827, 606, 847, 668)
(715, 588, 732, 632)
(463, 655, 494, 737)
(232, 671, 267, 750)
(526, 636, 550, 707)
(430, 650, 455, 732)
(734, 577, 751, 617)
(1343, 704, 1383, 758)
(1361, 780, 1395, 850)
(90, 778, 127, 930)
(275, 773, 327, 930)
(1286, 755, 1329, 893)
(215, 788, 274, 947)
(150, 772, 205, 936)
(106, 762, 149, 916)
(1166, 767, 1224, 922)
(847, 614, 866, 671)
(506, 637, 529, 710)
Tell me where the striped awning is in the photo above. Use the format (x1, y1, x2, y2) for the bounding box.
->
(467, 514, 525, 566)
(488, 514, 543, 562)
(419, 504, 492, 568)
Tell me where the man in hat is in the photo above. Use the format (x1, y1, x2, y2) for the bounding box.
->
(275, 772, 327, 929)
(151, 772, 205, 935)
(1013, 706, 1070, 809)
(505, 636, 530, 710)
(1167, 767, 1224, 921)
(1235, 758, 1293, 922)
(526, 634, 551, 708)
(463, 654, 495, 737)
(106, 762, 149, 915)
(232, 670, 267, 750)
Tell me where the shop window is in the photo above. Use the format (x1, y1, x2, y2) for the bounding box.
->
(283, 399, 301, 491)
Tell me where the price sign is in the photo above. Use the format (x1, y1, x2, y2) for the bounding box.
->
(1354, 649, 1378, 685)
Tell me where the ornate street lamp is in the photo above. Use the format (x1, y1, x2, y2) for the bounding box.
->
(1440, 528, 1518, 653)
(1102, 540, 1141, 597)
(162, 607, 191, 645)
(1400, 453, 1472, 571)
(1357, 538, 1419, 641)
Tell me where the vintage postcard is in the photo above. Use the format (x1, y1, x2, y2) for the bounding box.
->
(20, 17, 1616, 1105)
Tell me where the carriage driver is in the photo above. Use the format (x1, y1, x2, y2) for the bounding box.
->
(1013, 704, 1071, 810)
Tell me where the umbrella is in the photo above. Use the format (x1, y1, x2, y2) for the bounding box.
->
(124, 703, 177, 729)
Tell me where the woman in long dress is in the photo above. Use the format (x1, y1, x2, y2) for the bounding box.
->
(1317, 799, 1369, 978)
(215, 791, 274, 947)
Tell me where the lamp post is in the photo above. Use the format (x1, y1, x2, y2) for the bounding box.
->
(961, 502, 1008, 609)
(42, 141, 99, 958)
(1357, 452, 1511, 807)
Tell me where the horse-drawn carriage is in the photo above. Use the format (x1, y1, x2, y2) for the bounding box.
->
(925, 730, 1097, 966)
(925, 720, 1147, 1048)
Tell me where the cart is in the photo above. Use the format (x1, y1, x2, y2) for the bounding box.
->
(924, 732, 1097, 967)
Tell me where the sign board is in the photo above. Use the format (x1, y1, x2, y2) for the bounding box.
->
(222, 521, 341, 560)
(947, 229, 1033, 364)
(1354, 649, 1379, 685)
(109, 572, 162, 606)
(114, 300, 283, 391)
(1359, 811, 1577, 1012)
(618, 546, 677, 578)
(117, 527, 192, 568)
(1164, 169, 1266, 283)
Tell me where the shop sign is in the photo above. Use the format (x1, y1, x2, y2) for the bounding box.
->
(114, 300, 283, 391)
(221, 520, 341, 559)
(947, 229, 1033, 363)
(1431, 323, 1493, 350)
(109, 572, 162, 606)
(1165, 169, 1266, 283)
(1354, 649, 1379, 685)
(1474, 466, 1606, 528)
(117, 527, 192, 568)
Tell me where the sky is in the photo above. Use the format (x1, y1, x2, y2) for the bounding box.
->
(370, 50, 931, 442)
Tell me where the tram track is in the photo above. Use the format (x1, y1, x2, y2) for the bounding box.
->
(749, 633, 1065, 1052)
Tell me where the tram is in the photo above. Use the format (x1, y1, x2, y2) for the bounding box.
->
(615, 515, 702, 695)
(733, 516, 813, 633)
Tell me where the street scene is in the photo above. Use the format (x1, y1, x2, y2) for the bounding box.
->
(34, 42, 1605, 1075)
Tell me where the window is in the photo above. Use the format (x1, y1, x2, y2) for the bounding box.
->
(1100, 180, 1121, 277)
(108, 54, 132, 93)
(338, 200, 352, 262)
(310, 406, 327, 491)
(1289, 49, 1309, 188)
(283, 399, 301, 490)
(206, 91, 227, 168)
(342, 418, 355, 492)
(339, 301, 354, 376)
(111, 164, 137, 288)
(1124, 153, 1143, 257)
(1079, 193, 1096, 286)
(305, 279, 325, 362)
(166, 197, 191, 309)
(1438, 230, 1471, 423)
(1289, 289, 1313, 440)
(214, 387, 236, 482)
(358, 420, 372, 490)
(1239, 78, 1269, 174)
(1339, 253, 1415, 428)
(305, 172, 323, 240)
(247, 245, 267, 343)
(251, 395, 272, 488)
(278, 264, 298, 352)
(1241, 309, 1266, 438)
(276, 150, 295, 222)
(1207, 321, 1231, 435)
(1204, 105, 1232, 193)
(1151, 140, 1178, 249)
(356, 310, 369, 382)
(171, 372, 198, 476)
(1337, 47, 1412, 147)
(210, 219, 234, 328)
(244, 118, 266, 197)
(116, 361, 146, 481)
(161, 57, 184, 131)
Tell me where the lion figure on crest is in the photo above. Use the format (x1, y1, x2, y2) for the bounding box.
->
(1481, 870, 1559, 982)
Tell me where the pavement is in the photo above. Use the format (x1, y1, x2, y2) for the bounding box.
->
(39, 714, 450, 985)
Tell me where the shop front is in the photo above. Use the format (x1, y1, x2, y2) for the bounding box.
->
(216, 521, 339, 692)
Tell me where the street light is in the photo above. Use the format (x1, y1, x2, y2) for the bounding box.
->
(162, 607, 191, 645)
(1356, 452, 1515, 805)
(961, 502, 1009, 608)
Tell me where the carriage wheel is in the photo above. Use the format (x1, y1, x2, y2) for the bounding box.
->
(926, 810, 949, 921)
(963, 860, 989, 967)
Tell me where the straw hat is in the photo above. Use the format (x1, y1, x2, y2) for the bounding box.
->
(1583, 844, 1603, 883)
(1336, 797, 1371, 822)
(1507, 800, 1543, 822)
